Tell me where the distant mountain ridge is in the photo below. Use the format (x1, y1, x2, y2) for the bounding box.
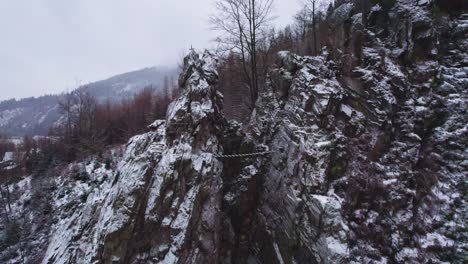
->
(0, 66, 178, 136)
(79, 66, 177, 102)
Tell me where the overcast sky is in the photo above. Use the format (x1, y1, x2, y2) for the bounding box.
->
(0, 0, 301, 101)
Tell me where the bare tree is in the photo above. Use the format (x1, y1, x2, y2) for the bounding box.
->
(293, 0, 333, 55)
(310, 0, 318, 55)
(75, 90, 98, 152)
(211, 0, 275, 109)
(57, 89, 101, 157)
(58, 92, 77, 141)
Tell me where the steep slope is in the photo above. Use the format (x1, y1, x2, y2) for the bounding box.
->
(0, 67, 177, 136)
(41, 50, 226, 263)
(222, 1, 466, 263)
(223, 1, 466, 263)
(1, 1, 466, 263)
(0, 95, 61, 136)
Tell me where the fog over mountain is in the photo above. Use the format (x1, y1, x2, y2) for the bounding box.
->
(0, 66, 178, 136)
(0, 0, 300, 101)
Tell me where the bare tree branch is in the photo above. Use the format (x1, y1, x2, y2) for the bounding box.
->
(211, 0, 275, 108)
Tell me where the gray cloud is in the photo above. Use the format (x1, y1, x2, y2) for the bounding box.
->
(0, 0, 301, 100)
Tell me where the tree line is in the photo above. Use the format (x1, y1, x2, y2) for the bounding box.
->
(0, 80, 176, 178)
(212, 0, 338, 121)
(52, 81, 176, 161)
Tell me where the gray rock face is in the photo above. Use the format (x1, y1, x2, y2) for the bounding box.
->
(41, 50, 226, 264)
(233, 51, 350, 263)
(218, 1, 467, 263)
(2, 1, 466, 264)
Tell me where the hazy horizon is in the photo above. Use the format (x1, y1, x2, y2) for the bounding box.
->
(0, 0, 301, 101)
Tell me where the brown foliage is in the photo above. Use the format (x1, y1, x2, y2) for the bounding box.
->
(53, 86, 173, 161)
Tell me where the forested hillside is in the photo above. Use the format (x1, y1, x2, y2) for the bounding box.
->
(0, 67, 178, 136)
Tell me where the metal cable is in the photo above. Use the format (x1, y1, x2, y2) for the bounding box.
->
(213, 151, 274, 158)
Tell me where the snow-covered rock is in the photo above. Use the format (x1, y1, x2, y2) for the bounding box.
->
(41, 49, 226, 264)
(1, 2, 467, 263)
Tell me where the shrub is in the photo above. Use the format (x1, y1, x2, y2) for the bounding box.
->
(105, 158, 112, 170)
(93, 161, 101, 170)
(0, 220, 22, 249)
(80, 193, 89, 203)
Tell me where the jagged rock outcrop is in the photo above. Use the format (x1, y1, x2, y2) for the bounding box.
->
(42, 50, 226, 264)
(228, 51, 351, 263)
(1, 1, 466, 263)
(219, 1, 466, 263)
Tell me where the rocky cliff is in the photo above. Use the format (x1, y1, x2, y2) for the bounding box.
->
(221, 1, 467, 262)
(39, 50, 226, 264)
(1, 0, 466, 263)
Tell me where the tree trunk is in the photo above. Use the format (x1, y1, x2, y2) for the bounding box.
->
(0, 185, 10, 223)
(313, 0, 318, 55)
(250, 0, 258, 108)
